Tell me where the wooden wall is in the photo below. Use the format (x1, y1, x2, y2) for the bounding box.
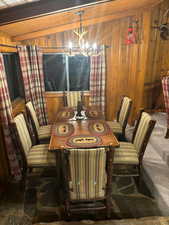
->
(143, 0, 169, 110)
(23, 8, 153, 123)
(0, 31, 18, 52)
(1, 1, 169, 123)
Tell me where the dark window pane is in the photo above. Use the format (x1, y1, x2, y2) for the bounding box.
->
(68, 55, 90, 91)
(43, 54, 67, 91)
(3, 53, 23, 101)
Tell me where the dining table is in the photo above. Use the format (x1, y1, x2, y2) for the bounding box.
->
(49, 105, 119, 151)
(48, 105, 120, 199)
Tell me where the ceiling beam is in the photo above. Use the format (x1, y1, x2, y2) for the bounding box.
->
(13, 9, 141, 41)
(0, 0, 113, 26)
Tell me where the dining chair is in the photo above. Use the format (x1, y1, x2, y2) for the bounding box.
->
(112, 110, 156, 179)
(62, 146, 114, 218)
(26, 101, 52, 143)
(107, 96, 132, 139)
(63, 91, 84, 107)
(11, 113, 56, 176)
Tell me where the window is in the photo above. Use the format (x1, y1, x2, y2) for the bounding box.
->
(43, 53, 90, 92)
(3, 53, 24, 101)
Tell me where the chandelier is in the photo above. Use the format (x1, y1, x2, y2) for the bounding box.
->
(67, 10, 100, 56)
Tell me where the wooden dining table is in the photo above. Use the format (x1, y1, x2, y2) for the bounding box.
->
(48, 105, 120, 196)
(49, 106, 119, 151)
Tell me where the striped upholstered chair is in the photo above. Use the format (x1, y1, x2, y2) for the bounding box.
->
(26, 101, 52, 143)
(63, 146, 114, 218)
(64, 91, 84, 107)
(113, 110, 156, 177)
(107, 96, 132, 139)
(11, 113, 56, 174)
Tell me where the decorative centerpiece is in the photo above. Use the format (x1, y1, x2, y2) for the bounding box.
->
(75, 101, 86, 120)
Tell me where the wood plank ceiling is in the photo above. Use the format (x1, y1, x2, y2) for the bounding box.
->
(0, 0, 163, 41)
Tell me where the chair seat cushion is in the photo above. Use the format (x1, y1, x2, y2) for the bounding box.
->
(38, 125, 52, 140)
(113, 142, 139, 165)
(106, 121, 122, 134)
(27, 144, 56, 167)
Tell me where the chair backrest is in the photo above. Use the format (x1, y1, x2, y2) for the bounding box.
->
(67, 148, 107, 201)
(117, 96, 132, 129)
(66, 91, 82, 107)
(63, 146, 114, 217)
(13, 113, 32, 157)
(26, 101, 40, 133)
(132, 111, 156, 156)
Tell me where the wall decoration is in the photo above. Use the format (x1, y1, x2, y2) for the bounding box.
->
(125, 17, 139, 45)
(153, 8, 169, 40)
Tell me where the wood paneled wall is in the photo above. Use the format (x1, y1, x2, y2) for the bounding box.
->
(143, 0, 169, 110)
(1, 1, 168, 123)
(23, 9, 152, 123)
(0, 31, 19, 52)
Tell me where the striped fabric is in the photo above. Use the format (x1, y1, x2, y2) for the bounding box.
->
(28, 144, 56, 167)
(162, 76, 169, 129)
(14, 113, 56, 167)
(14, 114, 32, 156)
(118, 97, 131, 126)
(89, 46, 106, 115)
(0, 54, 21, 180)
(106, 96, 131, 135)
(18, 45, 48, 126)
(38, 125, 52, 139)
(133, 112, 151, 154)
(26, 101, 51, 140)
(26, 101, 40, 131)
(67, 91, 81, 107)
(114, 142, 139, 165)
(69, 148, 107, 200)
(106, 121, 122, 134)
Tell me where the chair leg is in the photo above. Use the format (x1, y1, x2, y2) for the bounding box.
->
(165, 128, 169, 138)
(106, 197, 112, 219)
(64, 200, 71, 220)
(137, 164, 142, 190)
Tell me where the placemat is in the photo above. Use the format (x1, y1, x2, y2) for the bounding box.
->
(88, 120, 111, 136)
(53, 123, 74, 137)
(67, 135, 102, 147)
(57, 109, 74, 121)
(85, 108, 102, 119)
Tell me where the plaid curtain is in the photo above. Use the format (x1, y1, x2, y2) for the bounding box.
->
(89, 46, 106, 115)
(18, 45, 48, 125)
(0, 54, 22, 180)
(162, 76, 169, 129)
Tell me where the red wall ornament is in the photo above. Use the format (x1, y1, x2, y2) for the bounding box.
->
(125, 19, 138, 45)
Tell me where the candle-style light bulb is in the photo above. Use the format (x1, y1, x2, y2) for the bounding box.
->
(92, 43, 97, 50)
(85, 42, 89, 49)
(68, 42, 73, 49)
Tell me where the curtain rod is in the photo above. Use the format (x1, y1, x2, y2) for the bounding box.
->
(41, 45, 111, 49)
(0, 44, 66, 49)
(0, 43, 111, 49)
(0, 44, 17, 49)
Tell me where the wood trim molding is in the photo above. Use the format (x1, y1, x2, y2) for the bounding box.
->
(45, 91, 90, 98)
(0, 0, 109, 26)
(144, 80, 161, 90)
